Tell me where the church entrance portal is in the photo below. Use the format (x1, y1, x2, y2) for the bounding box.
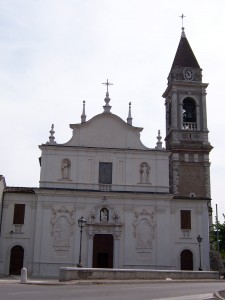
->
(9, 245, 24, 275)
(180, 249, 193, 270)
(93, 234, 113, 268)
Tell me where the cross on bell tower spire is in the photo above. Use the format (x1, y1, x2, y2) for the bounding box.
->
(179, 14, 186, 37)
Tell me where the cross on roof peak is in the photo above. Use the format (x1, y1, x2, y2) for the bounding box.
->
(102, 79, 113, 94)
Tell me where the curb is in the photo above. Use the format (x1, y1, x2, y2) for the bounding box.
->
(0, 278, 224, 286)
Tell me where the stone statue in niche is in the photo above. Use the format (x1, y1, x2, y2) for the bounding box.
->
(61, 159, 71, 179)
(100, 207, 109, 222)
(140, 162, 150, 184)
(87, 203, 121, 224)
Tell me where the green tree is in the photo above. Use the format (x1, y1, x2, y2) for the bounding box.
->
(211, 214, 225, 261)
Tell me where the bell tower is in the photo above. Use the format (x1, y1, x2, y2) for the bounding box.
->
(162, 27, 213, 202)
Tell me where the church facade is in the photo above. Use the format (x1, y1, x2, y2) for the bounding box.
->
(0, 28, 212, 277)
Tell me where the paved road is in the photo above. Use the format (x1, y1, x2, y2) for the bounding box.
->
(0, 281, 224, 300)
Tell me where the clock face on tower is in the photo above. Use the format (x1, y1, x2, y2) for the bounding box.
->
(183, 68, 194, 80)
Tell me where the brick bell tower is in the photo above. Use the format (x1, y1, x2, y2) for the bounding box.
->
(162, 26, 213, 208)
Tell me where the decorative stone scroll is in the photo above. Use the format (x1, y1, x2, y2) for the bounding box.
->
(132, 209, 156, 252)
(50, 206, 75, 256)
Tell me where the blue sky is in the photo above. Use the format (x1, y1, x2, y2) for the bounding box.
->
(0, 0, 224, 221)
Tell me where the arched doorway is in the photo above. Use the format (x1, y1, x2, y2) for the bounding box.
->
(93, 234, 113, 268)
(9, 245, 24, 275)
(180, 249, 193, 270)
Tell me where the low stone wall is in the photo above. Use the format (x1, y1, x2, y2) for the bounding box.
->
(59, 267, 219, 282)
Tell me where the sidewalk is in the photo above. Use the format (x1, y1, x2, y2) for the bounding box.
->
(0, 276, 60, 285)
(0, 276, 64, 285)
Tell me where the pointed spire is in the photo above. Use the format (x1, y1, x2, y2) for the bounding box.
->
(81, 100, 86, 123)
(102, 79, 113, 113)
(171, 31, 200, 69)
(127, 102, 133, 125)
(48, 124, 56, 144)
(155, 130, 162, 149)
(170, 15, 200, 69)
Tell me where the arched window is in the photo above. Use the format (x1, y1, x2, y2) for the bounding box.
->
(183, 98, 197, 130)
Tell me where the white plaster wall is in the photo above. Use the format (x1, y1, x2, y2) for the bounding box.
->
(0, 189, 211, 277)
(39, 147, 169, 193)
(0, 193, 36, 275)
(155, 201, 172, 269)
(39, 110, 169, 193)
(68, 113, 146, 149)
(170, 199, 210, 271)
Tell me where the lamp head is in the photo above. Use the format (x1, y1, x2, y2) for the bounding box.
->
(78, 216, 87, 228)
(197, 235, 202, 243)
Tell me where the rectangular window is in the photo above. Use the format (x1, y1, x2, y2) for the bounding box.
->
(99, 162, 112, 184)
(180, 210, 191, 230)
(13, 204, 25, 225)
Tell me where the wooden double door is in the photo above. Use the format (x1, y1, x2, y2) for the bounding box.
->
(93, 234, 114, 268)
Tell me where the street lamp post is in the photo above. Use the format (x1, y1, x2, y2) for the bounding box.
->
(197, 235, 203, 271)
(77, 216, 86, 267)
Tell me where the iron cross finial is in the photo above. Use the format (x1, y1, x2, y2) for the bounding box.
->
(179, 14, 186, 28)
(102, 79, 113, 94)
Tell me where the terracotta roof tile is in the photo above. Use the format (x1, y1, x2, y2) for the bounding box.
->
(4, 187, 35, 194)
